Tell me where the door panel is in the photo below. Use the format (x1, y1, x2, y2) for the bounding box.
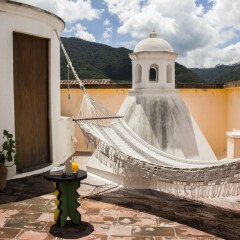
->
(13, 32, 50, 170)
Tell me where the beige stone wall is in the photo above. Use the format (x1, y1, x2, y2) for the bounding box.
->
(60, 86, 240, 159)
(61, 88, 128, 152)
(226, 87, 240, 132)
(179, 89, 227, 158)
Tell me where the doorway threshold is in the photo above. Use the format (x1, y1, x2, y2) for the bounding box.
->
(9, 164, 54, 180)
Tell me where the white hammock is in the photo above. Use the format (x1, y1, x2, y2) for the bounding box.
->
(75, 94, 240, 198)
(56, 30, 240, 198)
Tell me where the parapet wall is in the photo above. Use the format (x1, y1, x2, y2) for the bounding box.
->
(61, 88, 128, 153)
(60, 83, 240, 159)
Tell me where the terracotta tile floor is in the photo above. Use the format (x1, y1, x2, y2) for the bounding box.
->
(0, 154, 240, 240)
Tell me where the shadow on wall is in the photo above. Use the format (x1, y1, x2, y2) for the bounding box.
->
(124, 91, 199, 159)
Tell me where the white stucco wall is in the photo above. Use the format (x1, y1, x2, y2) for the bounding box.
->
(0, 1, 74, 178)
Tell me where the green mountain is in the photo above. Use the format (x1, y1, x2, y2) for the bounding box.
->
(175, 62, 202, 84)
(191, 63, 240, 84)
(60, 37, 203, 84)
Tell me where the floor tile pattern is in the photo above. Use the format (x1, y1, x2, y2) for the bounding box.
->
(0, 155, 239, 240)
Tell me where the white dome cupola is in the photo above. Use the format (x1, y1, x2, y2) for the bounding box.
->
(134, 31, 173, 53)
(129, 31, 178, 89)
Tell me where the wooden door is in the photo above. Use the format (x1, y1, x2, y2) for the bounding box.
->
(13, 32, 50, 170)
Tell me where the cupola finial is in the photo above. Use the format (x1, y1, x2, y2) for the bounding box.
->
(150, 30, 157, 38)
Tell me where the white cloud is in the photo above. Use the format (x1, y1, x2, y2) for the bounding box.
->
(103, 19, 112, 44)
(15, 0, 240, 67)
(103, 27, 113, 43)
(104, 0, 212, 53)
(182, 0, 240, 67)
(74, 23, 96, 42)
(117, 40, 138, 49)
(205, 0, 240, 30)
(104, 0, 240, 67)
(104, 0, 176, 39)
(15, 0, 103, 23)
(63, 25, 75, 33)
(103, 18, 111, 26)
(178, 42, 240, 68)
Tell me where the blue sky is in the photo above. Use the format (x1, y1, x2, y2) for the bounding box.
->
(15, 0, 240, 68)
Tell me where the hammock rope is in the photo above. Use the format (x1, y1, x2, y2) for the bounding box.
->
(55, 29, 86, 92)
(55, 29, 240, 198)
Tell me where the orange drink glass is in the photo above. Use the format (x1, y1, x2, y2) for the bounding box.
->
(71, 162, 78, 173)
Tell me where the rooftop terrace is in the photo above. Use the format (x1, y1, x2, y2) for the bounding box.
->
(1, 153, 240, 240)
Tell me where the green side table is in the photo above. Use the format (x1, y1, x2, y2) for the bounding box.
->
(44, 169, 87, 227)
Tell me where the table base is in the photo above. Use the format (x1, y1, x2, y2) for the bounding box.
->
(53, 181, 81, 227)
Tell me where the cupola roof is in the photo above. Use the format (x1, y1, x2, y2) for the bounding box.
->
(134, 31, 173, 53)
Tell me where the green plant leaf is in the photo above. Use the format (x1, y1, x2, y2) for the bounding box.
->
(0, 130, 17, 166)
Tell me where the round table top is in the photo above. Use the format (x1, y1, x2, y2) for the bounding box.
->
(44, 169, 87, 183)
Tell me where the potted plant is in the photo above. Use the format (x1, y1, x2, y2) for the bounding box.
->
(0, 130, 17, 190)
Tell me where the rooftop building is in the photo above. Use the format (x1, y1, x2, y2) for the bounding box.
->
(0, 2, 240, 239)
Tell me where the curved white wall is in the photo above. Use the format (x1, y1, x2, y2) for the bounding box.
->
(0, 1, 74, 178)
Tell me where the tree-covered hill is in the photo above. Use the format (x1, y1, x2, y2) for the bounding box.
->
(60, 37, 203, 84)
(60, 37, 131, 81)
(175, 62, 202, 84)
(191, 63, 240, 84)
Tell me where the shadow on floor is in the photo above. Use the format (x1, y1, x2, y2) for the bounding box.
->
(0, 152, 90, 204)
(0, 173, 54, 204)
(89, 188, 240, 240)
(49, 221, 94, 239)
